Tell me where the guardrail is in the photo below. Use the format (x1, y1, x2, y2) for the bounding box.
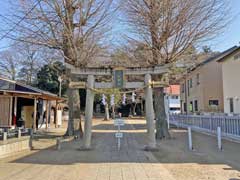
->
(170, 115, 240, 140)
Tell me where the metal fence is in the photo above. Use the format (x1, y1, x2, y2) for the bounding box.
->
(170, 115, 240, 139)
(0, 128, 30, 141)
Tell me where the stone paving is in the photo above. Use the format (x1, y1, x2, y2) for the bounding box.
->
(0, 119, 175, 180)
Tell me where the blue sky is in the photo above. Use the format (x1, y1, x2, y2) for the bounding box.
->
(207, 0, 240, 51)
(0, 0, 239, 52)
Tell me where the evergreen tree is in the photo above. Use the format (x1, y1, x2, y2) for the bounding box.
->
(36, 62, 66, 95)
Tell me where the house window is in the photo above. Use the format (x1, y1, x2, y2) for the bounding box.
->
(229, 98, 234, 113)
(170, 107, 181, 111)
(190, 78, 193, 88)
(209, 100, 219, 106)
(187, 80, 190, 96)
(196, 74, 200, 85)
(172, 95, 179, 99)
(189, 101, 193, 112)
(194, 100, 198, 112)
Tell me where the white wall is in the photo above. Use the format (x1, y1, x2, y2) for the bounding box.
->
(169, 96, 180, 108)
(167, 95, 180, 114)
(222, 51, 240, 114)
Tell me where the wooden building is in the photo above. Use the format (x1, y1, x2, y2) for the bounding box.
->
(0, 77, 63, 131)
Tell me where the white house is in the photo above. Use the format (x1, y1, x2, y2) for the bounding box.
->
(218, 46, 240, 115)
(165, 85, 181, 114)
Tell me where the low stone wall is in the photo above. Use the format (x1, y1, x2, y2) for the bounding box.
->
(0, 136, 30, 159)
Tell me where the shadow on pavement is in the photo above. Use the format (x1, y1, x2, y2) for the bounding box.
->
(10, 120, 240, 174)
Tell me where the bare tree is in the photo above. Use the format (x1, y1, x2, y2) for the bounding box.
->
(6, 0, 114, 66)
(111, 42, 153, 68)
(124, 0, 230, 139)
(17, 43, 43, 84)
(0, 42, 61, 82)
(3, 0, 115, 136)
(0, 49, 20, 80)
(38, 48, 63, 65)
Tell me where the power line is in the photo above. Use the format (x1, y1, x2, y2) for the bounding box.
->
(0, 0, 42, 42)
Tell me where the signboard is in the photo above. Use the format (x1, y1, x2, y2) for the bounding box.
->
(115, 132, 123, 138)
(113, 70, 124, 88)
(114, 118, 125, 150)
(114, 119, 125, 126)
(69, 81, 86, 89)
(152, 81, 169, 88)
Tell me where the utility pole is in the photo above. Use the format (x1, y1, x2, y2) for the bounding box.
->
(58, 76, 62, 97)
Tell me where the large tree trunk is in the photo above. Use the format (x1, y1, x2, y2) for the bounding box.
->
(154, 87, 171, 139)
(150, 11, 170, 139)
(65, 89, 74, 136)
(65, 88, 83, 137)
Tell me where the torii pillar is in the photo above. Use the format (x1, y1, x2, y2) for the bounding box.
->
(83, 75, 95, 149)
(144, 74, 156, 149)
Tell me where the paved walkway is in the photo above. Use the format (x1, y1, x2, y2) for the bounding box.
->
(0, 119, 175, 180)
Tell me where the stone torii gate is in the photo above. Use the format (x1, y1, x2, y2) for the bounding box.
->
(66, 64, 169, 150)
